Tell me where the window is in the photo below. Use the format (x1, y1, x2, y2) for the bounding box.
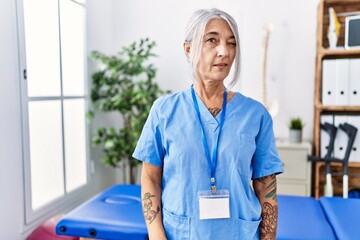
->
(17, 0, 89, 223)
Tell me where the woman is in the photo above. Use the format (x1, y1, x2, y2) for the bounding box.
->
(133, 8, 283, 240)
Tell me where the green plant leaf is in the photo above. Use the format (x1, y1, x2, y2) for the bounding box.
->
(86, 111, 94, 121)
(289, 117, 304, 130)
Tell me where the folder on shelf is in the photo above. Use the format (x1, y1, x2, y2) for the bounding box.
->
(322, 60, 336, 105)
(348, 116, 360, 162)
(335, 59, 350, 106)
(349, 58, 360, 106)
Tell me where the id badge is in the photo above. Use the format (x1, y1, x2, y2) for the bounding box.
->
(198, 189, 230, 220)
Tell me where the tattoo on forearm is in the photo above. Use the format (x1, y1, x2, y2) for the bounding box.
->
(265, 175, 277, 201)
(260, 202, 278, 240)
(257, 176, 266, 184)
(142, 192, 160, 224)
(256, 174, 277, 201)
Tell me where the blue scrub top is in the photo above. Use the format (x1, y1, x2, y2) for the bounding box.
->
(133, 86, 284, 240)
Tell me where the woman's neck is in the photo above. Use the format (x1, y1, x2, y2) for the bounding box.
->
(193, 81, 225, 103)
(193, 81, 227, 117)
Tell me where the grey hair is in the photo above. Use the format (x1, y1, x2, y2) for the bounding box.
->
(184, 8, 241, 89)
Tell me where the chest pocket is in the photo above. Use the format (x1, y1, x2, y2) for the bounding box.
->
(234, 217, 261, 240)
(163, 207, 190, 240)
(232, 133, 256, 178)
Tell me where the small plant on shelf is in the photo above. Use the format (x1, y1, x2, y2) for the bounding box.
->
(289, 117, 304, 130)
(288, 117, 304, 143)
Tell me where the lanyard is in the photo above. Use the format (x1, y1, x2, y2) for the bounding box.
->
(191, 85, 227, 193)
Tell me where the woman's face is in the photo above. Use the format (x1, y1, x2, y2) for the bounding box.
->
(196, 18, 236, 83)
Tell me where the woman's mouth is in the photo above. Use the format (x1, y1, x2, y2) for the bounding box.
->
(213, 63, 228, 68)
(213, 63, 227, 66)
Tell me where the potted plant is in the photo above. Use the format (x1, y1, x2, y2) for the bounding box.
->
(88, 38, 170, 183)
(288, 117, 304, 143)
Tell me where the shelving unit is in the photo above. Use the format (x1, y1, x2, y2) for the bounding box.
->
(313, 0, 360, 198)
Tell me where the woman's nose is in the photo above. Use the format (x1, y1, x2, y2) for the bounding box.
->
(216, 43, 229, 57)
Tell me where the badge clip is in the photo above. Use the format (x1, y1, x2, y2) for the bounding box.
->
(211, 185, 217, 194)
(211, 177, 216, 193)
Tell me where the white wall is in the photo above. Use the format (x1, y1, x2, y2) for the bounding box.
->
(107, 0, 318, 141)
(239, 0, 318, 140)
(86, 0, 120, 194)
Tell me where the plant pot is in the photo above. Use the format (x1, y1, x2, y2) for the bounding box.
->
(289, 129, 302, 143)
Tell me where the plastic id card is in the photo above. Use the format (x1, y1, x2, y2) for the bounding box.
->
(198, 189, 230, 220)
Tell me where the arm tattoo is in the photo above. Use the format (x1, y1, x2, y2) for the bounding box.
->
(255, 174, 278, 239)
(142, 192, 160, 224)
(260, 202, 278, 240)
(256, 174, 277, 201)
(265, 175, 277, 201)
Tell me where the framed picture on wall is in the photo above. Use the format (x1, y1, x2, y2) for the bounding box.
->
(345, 15, 360, 49)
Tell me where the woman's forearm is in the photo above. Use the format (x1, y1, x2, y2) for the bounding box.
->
(141, 162, 167, 240)
(253, 174, 278, 240)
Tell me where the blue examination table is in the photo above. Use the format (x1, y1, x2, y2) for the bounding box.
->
(277, 195, 336, 240)
(56, 185, 360, 239)
(319, 197, 360, 240)
(278, 195, 360, 240)
(56, 184, 147, 240)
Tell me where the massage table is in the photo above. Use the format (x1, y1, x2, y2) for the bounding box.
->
(278, 195, 360, 240)
(319, 197, 360, 240)
(56, 184, 147, 240)
(277, 195, 335, 240)
(56, 185, 360, 240)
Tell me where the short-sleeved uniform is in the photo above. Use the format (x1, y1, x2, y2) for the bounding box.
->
(133, 86, 283, 240)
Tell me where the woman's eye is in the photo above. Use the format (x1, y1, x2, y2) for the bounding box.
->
(228, 42, 237, 46)
(206, 38, 217, 43)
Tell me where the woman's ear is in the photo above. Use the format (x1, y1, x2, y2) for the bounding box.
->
(183, 41, 191, 58)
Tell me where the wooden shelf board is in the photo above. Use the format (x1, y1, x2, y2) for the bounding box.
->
(320, 172, 360, 177)
(316, 162, 360, 168)
(315, 105, 360, 112)
(324, 0, 360, 5)
(319, 48, 360, 58)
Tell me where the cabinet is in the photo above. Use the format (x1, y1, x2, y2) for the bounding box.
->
(313, 0, 360, 198)
(276, 140, 312, 197)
